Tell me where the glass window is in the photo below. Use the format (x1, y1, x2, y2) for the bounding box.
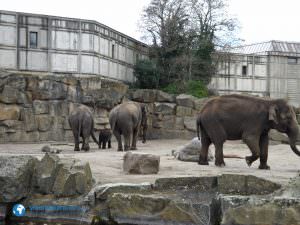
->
(112, 44, 115, 59)
(242, 65, 247, 76)
(29, 31, 38, 48)
(288, 57, 297, 64)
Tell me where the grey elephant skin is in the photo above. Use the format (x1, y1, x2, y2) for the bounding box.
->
(109, 102, 147, 151)
(98, 128, 112, 149)
(196, 94, 300, 169)
(68, 105, 99, 151)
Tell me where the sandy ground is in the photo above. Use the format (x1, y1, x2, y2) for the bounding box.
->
(0, 139, 299, 186)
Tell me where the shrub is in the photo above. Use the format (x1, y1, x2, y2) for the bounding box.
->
(162, 80, 208, 98)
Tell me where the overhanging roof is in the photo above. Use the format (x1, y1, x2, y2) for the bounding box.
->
(227, 40, 300, 56)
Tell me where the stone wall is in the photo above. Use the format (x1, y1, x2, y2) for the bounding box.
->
(128, 89, 208, 140)
(0, 71, 209, 143)
(2, 71, 299, 143)
(0, 71, 127, 143)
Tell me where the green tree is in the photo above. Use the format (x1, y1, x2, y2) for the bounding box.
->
(134, 59, 160, 89)
(140, 0, 189, 86)
(136, 0, 239, 90)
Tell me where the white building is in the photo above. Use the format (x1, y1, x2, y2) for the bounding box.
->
(211, 40, 300, 106)
(0, 10, 148, 82)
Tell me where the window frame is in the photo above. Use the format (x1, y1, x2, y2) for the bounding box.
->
(29, 31, 38, 49)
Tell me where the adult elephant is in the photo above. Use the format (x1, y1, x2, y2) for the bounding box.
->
(68, 105, 99, 151)
(109, 101, 147, 151)
(196, 94, 300, 169)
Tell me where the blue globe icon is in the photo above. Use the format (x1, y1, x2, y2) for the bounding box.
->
(12, 204, 26, 217)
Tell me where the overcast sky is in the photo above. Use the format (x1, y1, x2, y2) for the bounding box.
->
(2, 0, 300, 45)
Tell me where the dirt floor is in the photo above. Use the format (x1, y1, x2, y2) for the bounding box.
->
(0, 139, 299, 186)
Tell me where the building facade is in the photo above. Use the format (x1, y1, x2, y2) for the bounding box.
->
(0, 10, 148, 82)
(211, 41, 300, 106)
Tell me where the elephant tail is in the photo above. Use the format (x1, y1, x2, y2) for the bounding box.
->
(91, 131, 99, 145)
(91, 122, 99, 145)
(109, 111, 117, 132)
(77, 119, 82, 143)
(196, 116, 201, 140)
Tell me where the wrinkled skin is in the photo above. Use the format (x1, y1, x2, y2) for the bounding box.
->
(68, 105, 99, 151)
(109, 102, 147, 151)
(196, 94, 300, 169)
(98, 128, 112, 149)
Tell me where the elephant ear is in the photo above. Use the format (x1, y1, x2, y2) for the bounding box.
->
(269, 105, 278, 124)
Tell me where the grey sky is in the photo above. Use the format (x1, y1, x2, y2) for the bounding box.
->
(2, 0, 300, 45)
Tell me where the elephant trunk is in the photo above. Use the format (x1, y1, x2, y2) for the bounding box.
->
(287, 120, 300, 157)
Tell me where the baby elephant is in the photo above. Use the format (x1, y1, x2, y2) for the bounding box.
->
(98, 129, 112, 149)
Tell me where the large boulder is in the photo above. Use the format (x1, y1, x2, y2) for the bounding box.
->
(33, 100, 49, 114)
(130, 89, 157, 103)
(0, 85, 28, 104)
(154, 102, 176, 115)
(82, 88, 124, 109)
(152, 115, 176, 129)
(156, 90, 176, 103)
(0, 104, 20, 121)
(86, 182, 152, 205)
(32, 79, 68, 100)
(123, 152, 160, 174)
(183, 116, 197, 131)
(34, 153, 93, 197)
(154, 176, 218, 192)
(36, 115, 53, 131)
(176, 105, 197, 117)
(52, 158, 93, 197)
(219, 190, 300, 225)
(20, 108, 37, 131)
(0, 155, 38, 202)
(108, 193, 204, 225)
(173, 137, 214, 162)
(176, 94, 197, 108)
(194, 98, 209, 111)
(33, 153, 60, 194)
(218, 174, 281, 195)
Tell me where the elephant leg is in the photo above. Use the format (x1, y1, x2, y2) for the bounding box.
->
(124, 132, 132, 151)
(108, 139, 112, 149)
(259, 133, 270, 170)
(102, 141, 106, 149)
(214, 141, 226, 167)
(130, 128, 139, 150)
(99, 140, 102, 149)
(114, 130, 123, 151)
(82, 136, 90, 151)
(243, 135, 260, 167)
(199, 136, 211, 165)
(72, 132, 80, 151)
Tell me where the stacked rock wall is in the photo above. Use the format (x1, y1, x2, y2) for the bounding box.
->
(0, 71, 209, 143)
(128, 89, 208, 139)
(3, 71, 299, 143)
(0, 71, 127, 143)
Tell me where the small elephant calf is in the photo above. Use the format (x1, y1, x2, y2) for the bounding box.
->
(98, 129, 112, 149)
